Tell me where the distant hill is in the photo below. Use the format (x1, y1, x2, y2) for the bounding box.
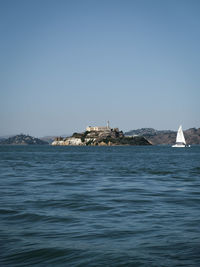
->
(125, 128, 174, 136)
(0, 134, 48, 145)
(39, 136, 56, 144)
(40, 134, 71, 144)
(125, 128, 200, 145)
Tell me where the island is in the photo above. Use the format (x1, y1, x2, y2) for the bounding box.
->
(0, 134, 48, 145)
(52, 124, 151, 146)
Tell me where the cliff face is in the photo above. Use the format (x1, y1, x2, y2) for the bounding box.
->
(125, 128, 200, 145)
(0, 134, 48, 145)
(52, 128, 151, 146)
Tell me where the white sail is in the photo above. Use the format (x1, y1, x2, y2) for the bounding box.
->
(176, 125, 186, 144)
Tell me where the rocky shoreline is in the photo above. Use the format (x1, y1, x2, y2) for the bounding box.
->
(52, 128, 151, 146)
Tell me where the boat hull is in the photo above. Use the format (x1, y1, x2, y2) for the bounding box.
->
(172, 144, 190, 148)
(172, 144, 186, 147)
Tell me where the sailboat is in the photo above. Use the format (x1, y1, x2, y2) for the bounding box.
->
(172, 125, 190, 147)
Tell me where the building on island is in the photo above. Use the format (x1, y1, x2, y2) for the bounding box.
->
(52, 121, 125, 146)
(86, 121, 111, 132)
(51, 120, 150, 146)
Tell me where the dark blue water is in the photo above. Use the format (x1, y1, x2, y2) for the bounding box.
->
(0, 145, 200, 266)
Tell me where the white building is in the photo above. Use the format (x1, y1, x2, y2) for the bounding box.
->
(86, 121, 111, 132)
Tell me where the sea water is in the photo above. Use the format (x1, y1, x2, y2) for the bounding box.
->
(0, 145, 200, 266)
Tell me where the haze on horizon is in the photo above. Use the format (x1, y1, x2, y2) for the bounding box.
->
(1, 0, 200, 137)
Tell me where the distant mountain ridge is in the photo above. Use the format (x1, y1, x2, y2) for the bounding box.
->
(0, 134, 48, 145)
(1, 128, 199, 145)
(125, 128, 174, 136)
(125, 128, 200, 145)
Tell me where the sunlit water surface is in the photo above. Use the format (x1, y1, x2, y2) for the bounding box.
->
(0, 145, 200, 266)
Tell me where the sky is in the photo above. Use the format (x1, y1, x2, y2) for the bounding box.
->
(1, 0, 200, 137)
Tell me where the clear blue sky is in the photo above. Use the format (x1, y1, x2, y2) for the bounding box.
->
(1, 0, 200, 136)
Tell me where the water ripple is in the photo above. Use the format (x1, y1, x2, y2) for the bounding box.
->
(0, 145, 200, 266)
